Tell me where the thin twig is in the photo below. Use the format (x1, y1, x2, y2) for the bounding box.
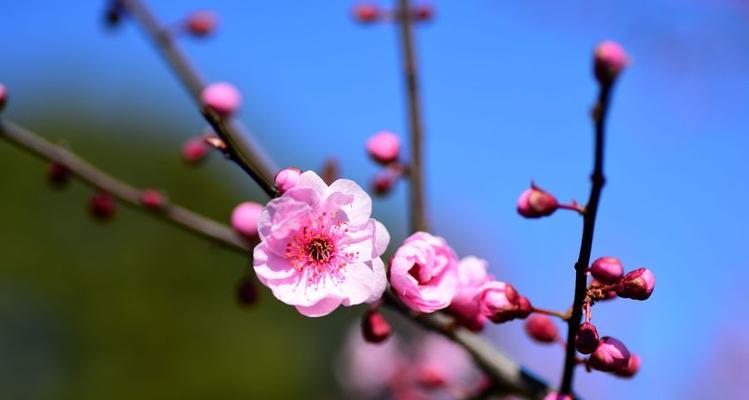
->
(558, 82, 613, 395)
(396, 0, 428, 233)
(0, 118, 248, 253)
(118, 0, 278, 198)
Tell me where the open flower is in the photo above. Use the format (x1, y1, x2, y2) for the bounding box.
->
(447, 256, 493, 331)
(390, 232, 459, 313)
(253, 171, 390, 317)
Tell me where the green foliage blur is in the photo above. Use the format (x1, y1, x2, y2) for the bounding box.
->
(0, 110, 359, 399)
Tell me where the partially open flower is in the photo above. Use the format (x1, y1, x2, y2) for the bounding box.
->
(89, 191, 116, 220)
(182, 136, 209, 164)
(614, 354, 641, 378)
(589, 336, 631, 372)
(447, 257, 493, 332)
(201, 82, 241, 117)
(274, 167, 301, 194)
(231, 202, 263, 239)
(253, 171, 390, 317)
(525, 315, 559, 343)
(361, 309, 392, 343)
(575, 322, 600, 354)
(366, 131, 400, 165)
(352, 3, 381, 24)
(590, 256, 624, 284)
(185, 11, 218, 37)
(389, 232, 459, 313)
(478, 281, 531, 323)
(616, 268, 655, 300)
(594, 41, 629, 84)
(517, 183, 558, 218)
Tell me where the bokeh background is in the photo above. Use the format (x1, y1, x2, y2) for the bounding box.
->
(2, 0, 749, 399)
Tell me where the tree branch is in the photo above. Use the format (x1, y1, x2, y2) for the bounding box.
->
(558, 82, 613, 395)
(118, 0, 278, 198)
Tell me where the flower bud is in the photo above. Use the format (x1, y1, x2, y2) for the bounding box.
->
(616, 268, 655, 300)
(236, 274, 259, 307)
(594, 41, 628, 85)
(366, 131, 400, 164)
(412, 4, 434, 21)
(544, 392, 573, 400)
(478, 281, 531, 323)
(525, 315, 559, 343)
(46, 162, 71, 188)
(589, 336, 630, 372)
(361, 309, 392, 344)
(274, 167, 301, 194)
(514, 295, 533, 319)
(185, 11, 218, 37)
(0, 83, 7, 112)
(352, 3, 380, 23)
(590, 256, 624, 284)
(614, 354, 640, 378)
(517, 184, 558, 218)
(182, 136, 209, 165)
(575, 322, 599, 354)
(140, 189, 166, 210)
(372, 170, 397, 196)
(230, 202, 263, 239)
(89, 191, 116, 220)
(201, 82, 241, 117)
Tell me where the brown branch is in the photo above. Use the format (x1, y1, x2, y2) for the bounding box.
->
(118, 0, 278, 198)
(558, 82, 613, 395)
(396, 0, 428, 233)
(0, 118, 248, 254)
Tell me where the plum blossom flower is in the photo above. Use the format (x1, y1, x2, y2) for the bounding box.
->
(447, 256, 493, 331)
(253, 171, 390, 317)
(390, 232, 459, 313)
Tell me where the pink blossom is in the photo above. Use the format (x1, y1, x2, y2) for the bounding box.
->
(201, 82, 241, 117)
(589, 336, 631, 372)
(181, 136, 209, 164)
(594, 41, 629, 84)
(231, 202, 263, 239)
(390, 232, 459, 313)
(274, 167, 301, 194)
(517, 183, 558, 218)
(366, 131, 400, 164)
(616, 267, 655, 300)
(477, 281, 532, 323)
(253, 171, 390, 317)
(447, 256, 492, 331)
(525, 315, 559, 343)
(361, 309, 392, 343)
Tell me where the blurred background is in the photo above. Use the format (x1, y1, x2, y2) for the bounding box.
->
(2, 0, 749, 398)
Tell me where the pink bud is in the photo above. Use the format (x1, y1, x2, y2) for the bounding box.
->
(366, 131, 400, 164)
(544, 392, 573, 400)
(361, 309, 392, 343)
(274, 167, 301, 194)
(616, 268, 655, 300)
(352, 3, 380, 23)
(182, 136, 209, 164)
(590, 256, 624, 284)
(372, 170, 397, 196)
(236, 275, 259, 307)
(575, 322, 599, 354)
(589, 336, 630, 372)
(614, 354, 641, 378)
(517, 184, 558, 218)
(478, 281, 531, 323)
(89, 191, 116, 220)
(525, 315, 559, 343)
(46, 162, 71, 188)
(201, 82, 241, 117)
(412, 4, 434, 21)
(185, 11, 218, 37)
(594, 41, 628, 84)
(230, 202, 263, 239)
(140, 189, 166, 210)
(0, 83, 7, 111)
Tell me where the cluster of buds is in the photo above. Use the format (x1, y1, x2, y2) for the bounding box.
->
(587, 257, 656, 302)
(365, 131, 406, 196)
(516, 182, 583, 218)
(352, 2, 434, 24)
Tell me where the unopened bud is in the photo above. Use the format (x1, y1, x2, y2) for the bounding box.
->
(0, 83, 7, 112)
(616, 268, 655, 300)
(575, 322, 599, 354)
(185, 11, 218, 37)
(590, 256, 624, 284)
(182, 136, 209, 164)
(236, 274, 259, 307)
(412, 4, 434, 21)
(372, 170, 397, 196)
(47, 162, 71, 188)
(352, 3, 380, 23)
(230, 202, 263, 239)
(274, 167, 301, 194)
(361, 309, 392, 343)
(140, 189, 166, 210)
(366, 131, 400, 165)
(589, 336, 630, 372)
(89, 191, 116, 220)
(201, 82, 241, 117)
(517, 183, 558, 218)
(478, 281, 531, 323)
(525, 315, 559, 343)
(594, 41, 628, 85)
(614, 354, 640, 378)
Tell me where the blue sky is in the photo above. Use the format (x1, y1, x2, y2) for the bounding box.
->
(3, 1, 749, 398)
